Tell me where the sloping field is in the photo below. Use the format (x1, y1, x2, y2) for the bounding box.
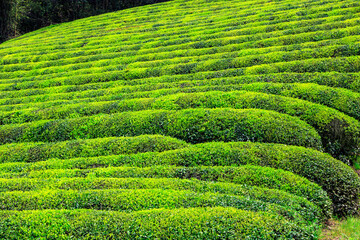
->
(0, 0, 360, 238)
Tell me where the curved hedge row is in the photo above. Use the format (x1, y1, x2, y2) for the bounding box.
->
(1, 43, 359, 100)
(0, 177, 324, 220)
(151, 142, 360, 216)
(1, 90, 357, 161)
(1, 69, 360, 108)
(0, 165, 332, 218)
(0, 108, 322, 149)
(0, 207, 317, 239)
(0, 73, 357, 112)
(2, 81, 360, 124)
(0, 187, 322, 224)
(2, 13, 358, 75)
(0, 135, 188, 163)
(0, 71, 359, 110)
(151, 91, 360, 162)
(2, 24, 358, 81)
(1, 40, 359, 91)
(231, 82, 360, 120)
(1, 142, 352, 216)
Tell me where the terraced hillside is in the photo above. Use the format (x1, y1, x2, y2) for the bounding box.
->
(0, 0, 360, 238)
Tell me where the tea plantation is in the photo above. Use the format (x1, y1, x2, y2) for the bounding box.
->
(0, 0, 360, 239)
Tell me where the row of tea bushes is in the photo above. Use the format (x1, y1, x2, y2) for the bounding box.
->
(2, 0, 356, 61)
(1, 0, 360, 237)
(0, 141, 356, 216)
(0, 108, 322, 149)
(2, 40, 360, 85)
(0, 207, 317, 239)
(0, 187, 321, 224)
(0, 165, 332, 218)
(1, 69, 359, 95)
(1, 77, 360, 123)
(0, 54, 359, 97)
(1, 89, 359, 161)
(1, 35, 358, 76)
(3, 90, 353, 160)
(0, 135, 188, 163)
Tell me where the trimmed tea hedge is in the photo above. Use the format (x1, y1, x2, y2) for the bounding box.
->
(1, 142, 352, 216)
(1, 0, 360, 237)
(0, 135, 188, 163)
(0, 165, 332, 218)
(0, 177, 325, 220)
(0, 208, 317, 239)
(151, 91, 360, 162)
(232, 82, 360, 120)
(0, 187, 322, 224)
(0, 108, 322, 149)
(1, 90, 357, 161)
(151, 142, 360, 216)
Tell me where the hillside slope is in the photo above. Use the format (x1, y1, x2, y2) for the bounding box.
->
(0, 0, 359, 239)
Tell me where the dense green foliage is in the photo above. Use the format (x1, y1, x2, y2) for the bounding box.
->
(0, 208, 317, 239)
(0, 0, 170, 43)
(0, 135, 188, 163)
(0, 108, 322, 148)
(0, 188, 321, 224)
(1, 0, 360, 238)
(0, 141, 356, 216)
(0, 165, 332, 216)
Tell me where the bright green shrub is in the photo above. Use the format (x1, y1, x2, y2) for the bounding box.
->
(0, 108, 322, 149)
(0, 135, 188, 163)
(206, 72, 360, 92)
(1, 41, 358, 91)
(0, 177, 325, 220)
(228, 82, 360, 120)
(1, 89, 358, 162)
(244, 56, 360, 75)
(164, 142, 360, 217)
(0, 141, 355, 215)
(0, 188, 320, 225)
(1, 23, 359, 84)
(3, 43, 359, 97)
(150, 91, 360, 162)
(3, 13, 356, 78)
(152, 142, 360, 216)
(0, 165, 332, 218)
(0, 0, 359, 237)
(1, 53, 360, 104)
(0, 208, 317, 239)
(0, 98, 155, 125)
